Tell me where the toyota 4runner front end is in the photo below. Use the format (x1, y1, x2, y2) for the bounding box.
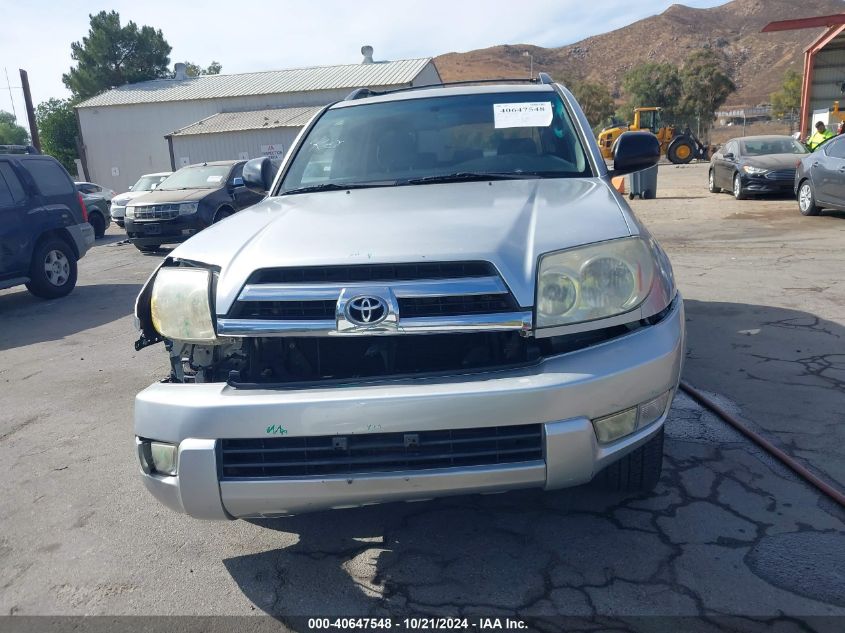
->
(133, 77, 684, 519)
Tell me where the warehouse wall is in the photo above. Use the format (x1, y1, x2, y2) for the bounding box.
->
(77, 83, 416, 192)
(170, 128, 303, 165)
(809, 42, 845, 132)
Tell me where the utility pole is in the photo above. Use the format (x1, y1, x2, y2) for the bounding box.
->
(19, 69, 40, 152)
(523, 51, 533, 79)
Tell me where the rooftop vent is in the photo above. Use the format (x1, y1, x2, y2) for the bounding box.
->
(174, 63, 188, 80)
(361, 45, 374, 64)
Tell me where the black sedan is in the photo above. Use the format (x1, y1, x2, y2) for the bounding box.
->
(124, 160, 265, 252)
(795, 133, 845, 216)
(708, 135, 808, 199)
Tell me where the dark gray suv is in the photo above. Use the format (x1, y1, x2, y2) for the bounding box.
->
(0, 149, 94, 298)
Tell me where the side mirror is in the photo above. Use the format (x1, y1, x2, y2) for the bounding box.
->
(242, 157, 275, 195)
(609, 131, 660, 177)
(724, 152, 734, 161)
(150, 183, 158, 190)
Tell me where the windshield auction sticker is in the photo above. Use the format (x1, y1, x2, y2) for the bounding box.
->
(493, 102, 553, 128)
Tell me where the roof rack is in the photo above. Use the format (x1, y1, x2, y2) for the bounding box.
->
(344, 73, 556, 100)
(0, 144, 41, 155)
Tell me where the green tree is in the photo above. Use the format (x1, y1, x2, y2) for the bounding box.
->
(621, 62, 683, 119)
(62, 11, 172, 100)
(183, 61, 223, 77)
(36, 99, 79, 172)
(0, 111, 29, 145)
(771, 69, 801, 118)
(572, 81, 615, 130)
(678, 49, 735, 131)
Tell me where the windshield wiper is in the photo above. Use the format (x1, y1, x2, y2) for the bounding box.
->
(401, 172, 542, 185)
(281, 182, 391, 195)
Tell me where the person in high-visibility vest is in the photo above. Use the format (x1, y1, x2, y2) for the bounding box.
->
(807, 121, 835, 150)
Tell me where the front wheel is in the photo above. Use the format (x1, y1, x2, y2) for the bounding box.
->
(708, 170, 721, 193)
(213, 207, 233, 223)
(25, 238, 78, 299)
(798, 181, 820, 216)
(595, 427, 664, 492)
(134, 243, 160, 253)
(733, 173, 746, 200)
(668, 138, 695, 164)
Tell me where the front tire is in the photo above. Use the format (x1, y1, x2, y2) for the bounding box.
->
(134, 243, 160, 253)
(25, 238, 78, 299)
(708, 170, 721, 193)
(798, 180, 820, 216)
(733, 173, 746, 200)
(213, 207, 234, 223)
(668, 137, 695, 164)
(595, 427, 664, 492)
(89, 212, 106, 238)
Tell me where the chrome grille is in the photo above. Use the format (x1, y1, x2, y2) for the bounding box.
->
(219, 261, 531, 336)
(219, 424, 543, 478)
(765, 169, 796, 181)
(133, 204, 180, 220)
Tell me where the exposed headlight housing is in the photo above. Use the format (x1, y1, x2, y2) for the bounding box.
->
(179, 202, 199, 215)
(741, 165, 768, 175)
(536, 237, 656, 328)
(150, 267, 216, 342)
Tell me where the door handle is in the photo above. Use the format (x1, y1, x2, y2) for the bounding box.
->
(813, 161, 820, 167)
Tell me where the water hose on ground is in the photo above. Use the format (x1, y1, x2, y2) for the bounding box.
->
(679, 380, 845, 509)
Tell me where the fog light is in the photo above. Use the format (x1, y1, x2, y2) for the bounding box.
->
(592, 407, 638, 444)
(638, 391, 672, 428)
(150, 441, 178, 476)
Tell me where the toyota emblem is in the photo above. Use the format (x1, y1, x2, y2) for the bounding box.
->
(346, 295, 388, 326)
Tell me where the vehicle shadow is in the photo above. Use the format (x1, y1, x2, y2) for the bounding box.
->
(0, 282, 142, 351)
(222, 485, 630, 619)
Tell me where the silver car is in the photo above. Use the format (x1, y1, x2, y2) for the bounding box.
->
(133, 76, 683, 519)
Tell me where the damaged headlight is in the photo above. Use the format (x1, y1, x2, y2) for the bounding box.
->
(150, 267, 216, 343)
(536, 237, 656, 328)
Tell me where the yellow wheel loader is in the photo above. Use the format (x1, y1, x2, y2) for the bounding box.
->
(597, 107, 710, 164)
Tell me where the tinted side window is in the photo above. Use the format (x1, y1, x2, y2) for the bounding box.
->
(725, 141, 738, 157)
(0, 162, 26, 206)
(26, 159, 74, 196)
(229, 163, 244, 183)
(825, 137, 845, 159)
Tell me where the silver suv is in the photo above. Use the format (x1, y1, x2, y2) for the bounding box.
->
(133, 76, 683, 519)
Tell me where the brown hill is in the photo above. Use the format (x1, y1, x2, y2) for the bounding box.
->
(435, 0, 844, 106)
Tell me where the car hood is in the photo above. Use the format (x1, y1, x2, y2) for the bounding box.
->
(129, 188, 215, 204)
(169, 179, 635, 312)
(113, 190, 157, 206)
(743, 154, 806, 170)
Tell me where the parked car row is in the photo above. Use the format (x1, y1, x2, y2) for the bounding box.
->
(708, 133, 845, 216)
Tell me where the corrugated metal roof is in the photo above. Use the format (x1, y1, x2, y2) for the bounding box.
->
(77, 58, 433, 108)
(170, 106, 323, 136)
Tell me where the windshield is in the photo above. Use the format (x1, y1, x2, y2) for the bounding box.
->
(132, 174, 170, 191)
(740, 138, 807, 156)
(156, 165, 231, 190)
(280, 91, 591, 193)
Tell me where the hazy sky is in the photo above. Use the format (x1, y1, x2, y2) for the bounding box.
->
(1, 0, 726, 134)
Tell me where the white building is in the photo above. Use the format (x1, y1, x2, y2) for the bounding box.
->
(75, 50, 441, 192)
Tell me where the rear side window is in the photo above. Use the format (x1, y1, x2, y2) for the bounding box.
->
(0, 162, 26, 206)
(824, 137, 845, 159)
(26, 159, 74, 196)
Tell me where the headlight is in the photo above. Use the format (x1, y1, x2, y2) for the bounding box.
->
(150, 267, 216, 342)
(179, 202, 199, 215)
(125, 206, 135, 218)
(741, 165, 768, 175)
(536, 237, 656, 328)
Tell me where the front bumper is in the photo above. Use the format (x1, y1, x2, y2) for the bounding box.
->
(135, 297, 685, 519)
(125, 215, 204, 246)
(740, 175, 795, 194)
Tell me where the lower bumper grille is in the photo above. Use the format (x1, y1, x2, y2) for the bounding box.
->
(220, 424, 543, 479)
